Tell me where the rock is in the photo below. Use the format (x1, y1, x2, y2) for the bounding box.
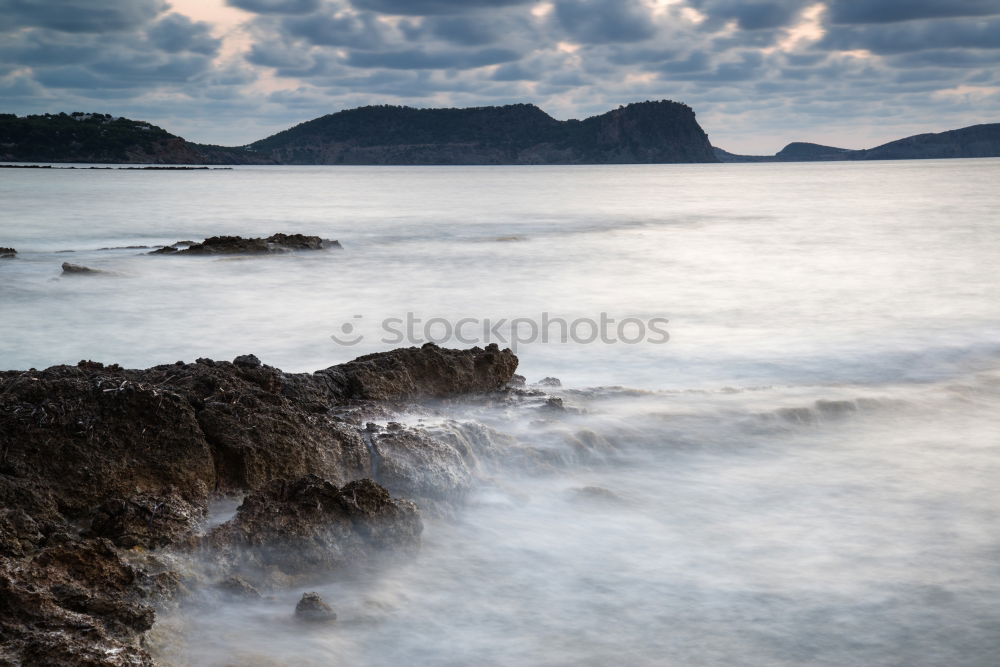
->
(204, 475, 421, 580)
(86, 490, 206, 549)
(232, 354, 262, 369)
(0, 247, 15, 258)
(295, 593, 337, 623)
(542, 397, 565, 411)
(537, 377, 562, 387)
(509, 374, 526, 387)
(569, 486, 628, 505)
(0, 539, 156, 666)
(217, 575, 262, 599)
(61, 262, 111, 275)
(0, 345, 515, 661)
(150, 233, 340, 255)
(295, 592, 337, 623)
(315, 342, 519, 401)
(370, 427, 474, 502)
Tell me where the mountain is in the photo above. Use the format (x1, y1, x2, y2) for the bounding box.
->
(0, 112, 265, 165)
(247, 101, 718, 164)
(715, 123, 1000, 163)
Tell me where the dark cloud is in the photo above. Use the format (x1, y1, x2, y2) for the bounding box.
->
(345, 46, 521, 69)
(0, 0, 166, 33)
(226, 0, 321, 14)
(283, 11, 387, 47)
(554, 0, 656, 44)
(147, 14, 221, 56)
(826, 0, 1000, 25)
(821, 17, 1000, 54)
(348, 0, 532, 15)
(687, 1, 809, 30)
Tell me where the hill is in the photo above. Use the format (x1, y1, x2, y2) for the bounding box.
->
(714, 123, 1000, 163)
(247, 101, 718, 164)
(0, 112, 265, 165)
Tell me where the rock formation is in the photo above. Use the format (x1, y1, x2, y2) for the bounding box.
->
(0, 343, 517, 664)
(150, 234, 341, 255)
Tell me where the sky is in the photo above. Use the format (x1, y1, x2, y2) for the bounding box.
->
(1, 0, 999, 153)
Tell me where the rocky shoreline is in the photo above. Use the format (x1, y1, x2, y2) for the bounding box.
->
(0, 344, 518, 665)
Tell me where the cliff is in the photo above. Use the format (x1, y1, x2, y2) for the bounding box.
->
(248, 100, 718, 164)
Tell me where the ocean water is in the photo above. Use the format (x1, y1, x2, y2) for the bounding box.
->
(2, 160, 1000, 665)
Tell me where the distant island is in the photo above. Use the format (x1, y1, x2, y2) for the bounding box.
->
(714, 123, 1000, 162)
(0, 102, 716, 165)
(1, 106, 998, 166)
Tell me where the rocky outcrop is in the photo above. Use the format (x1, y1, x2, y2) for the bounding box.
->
(0, 248, 15, 259)
(150, 234, 342, 255)
(0, 344, 517, 664)
(203, 475, 421, 582)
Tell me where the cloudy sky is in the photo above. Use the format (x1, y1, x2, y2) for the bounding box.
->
(2, 0, 999, 153)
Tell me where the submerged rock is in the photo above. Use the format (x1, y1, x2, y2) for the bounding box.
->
(61, 262, 109, 275)
(150, 233, 341, 255)
(0, 247, 15, 258)
(217, 575, 262, 599)
(295, 592, 337, 623)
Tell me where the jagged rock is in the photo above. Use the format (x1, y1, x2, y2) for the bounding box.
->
(317, 342, 519, 401)
(150, 234, 340, 255)
(204, 475, 421, 580)
(0, 247, 15, 258)
(537, 377, 562, 387)
(0, 539, 156, 666)
(86, 491, 206, 549)
(0, 345, 515, 660)
(232, 354, 262, 369)
(295, 592, 337, 623)
(61, 262, 109, 275)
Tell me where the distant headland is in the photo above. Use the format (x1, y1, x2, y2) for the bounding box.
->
(0, 102, 716, 166)
(1, 105, 998, 166)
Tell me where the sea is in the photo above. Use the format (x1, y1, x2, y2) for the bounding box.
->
(2, 160, 999, 665)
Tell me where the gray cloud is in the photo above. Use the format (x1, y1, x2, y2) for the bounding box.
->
(0, 0, 167, 33)
(283, 11, 388, 47)
(554, 0, 657, 43)
(345, 46, 521, 69)
(821, 17, 1000, 54)
(147, 14, 221, 55)
(348, 0, 532, 15)
(686, 1, 809, 30)
(826, 0, 1000, 25)
(226, 0, 321, 14)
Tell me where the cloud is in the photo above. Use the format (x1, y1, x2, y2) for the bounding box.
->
(147, 13, 222, 55)
(686, 1, 811, 30)
(826, 0, 1000, 25)
(226, 0, 321, 14)
(345, 46, 521, 69)
(820, 16, 1000, 54)
(347, 0, 532, 15)
(553, 0, 657, 43)
(0, 0, 167, 33)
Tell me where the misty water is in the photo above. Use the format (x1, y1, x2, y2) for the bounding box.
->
(2, 160, 1000, 665)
